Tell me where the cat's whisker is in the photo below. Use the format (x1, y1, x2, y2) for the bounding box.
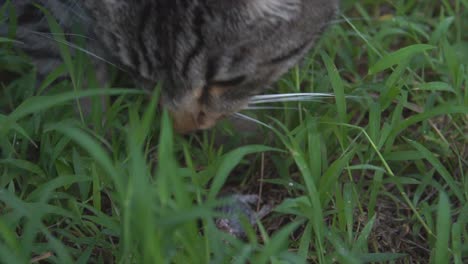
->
(243, 106, 299, 110)
(43, 32, 96, 40)
(250, 98, 327, 104)
(250, 93, 334, 104)
(330, 14, 375, 25)
(38, 0, 91, 26)
(65, 0, 91, 22)
(29, 30, 126, 72)
(233, 113, 273, 130)
(250, 93, 334, 101)
(250, 93, 364, 104)
(0, 38, 24, 45)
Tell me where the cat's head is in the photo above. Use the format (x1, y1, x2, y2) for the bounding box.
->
(84, 0, 338, 133)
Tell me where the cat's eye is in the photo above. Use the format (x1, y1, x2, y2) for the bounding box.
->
(211, 75, 246, 87)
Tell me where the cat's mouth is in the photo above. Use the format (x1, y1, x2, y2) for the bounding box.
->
(163, 87, 234, 134)
(170, 109, 225, 134)
(163, 85, 253, 133)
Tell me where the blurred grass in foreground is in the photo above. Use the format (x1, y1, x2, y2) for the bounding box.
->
(1, 0, 468, 263)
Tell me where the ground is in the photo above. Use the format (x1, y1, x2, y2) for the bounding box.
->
(0, 0, 467, 263)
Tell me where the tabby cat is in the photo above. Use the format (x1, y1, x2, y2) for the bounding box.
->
(6, 0, 338, 133)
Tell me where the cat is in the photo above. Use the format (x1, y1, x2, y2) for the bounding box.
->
(5, 0, 338, 133)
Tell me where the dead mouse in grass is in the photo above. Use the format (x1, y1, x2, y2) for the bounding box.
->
(216, 194, 274, 238)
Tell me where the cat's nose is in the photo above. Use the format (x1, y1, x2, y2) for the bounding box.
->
(170, 109, 222, 134)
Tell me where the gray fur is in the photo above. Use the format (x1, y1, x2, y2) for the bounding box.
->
(4, 0, 338, 130)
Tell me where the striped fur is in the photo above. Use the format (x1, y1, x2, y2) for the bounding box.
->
(5, 0, 338, 132)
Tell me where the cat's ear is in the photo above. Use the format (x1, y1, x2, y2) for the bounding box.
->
(244, 0, 301, 21)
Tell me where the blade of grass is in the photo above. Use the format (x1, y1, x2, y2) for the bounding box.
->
(321, 52, 347, 124)
(45, 124, 123, 196)
(352, 215, 376, 253)
(8, 88, 144, 122)
(433, 192, 451, 263)
(208, 145, 280, 200)
(253, 220, 303, 264)
(407, 139, 464, 202)
(368, 44, 435, 74)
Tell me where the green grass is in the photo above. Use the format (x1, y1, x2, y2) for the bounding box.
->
(1, 0, 468, 263)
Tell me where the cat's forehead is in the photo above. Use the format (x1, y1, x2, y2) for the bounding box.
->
(86, 0, 337, 87)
